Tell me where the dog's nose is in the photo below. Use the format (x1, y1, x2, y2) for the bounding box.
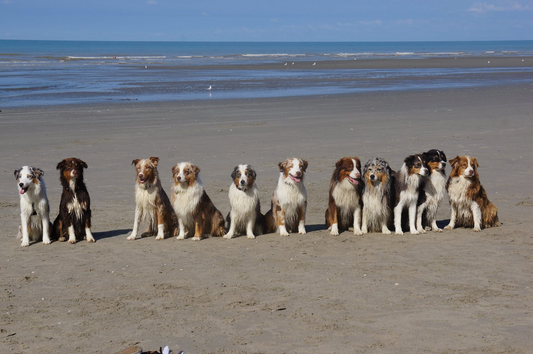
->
(19, 183, 24, 188)
(370, 174, 375, 180)
(138, 174, 144, 179)
(176, 176, 181, 181)
(240, 179, 246, 185)
(355, 172, 361, 178)
(295, 171, 302, 177)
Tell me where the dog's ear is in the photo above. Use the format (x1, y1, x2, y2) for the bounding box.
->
(132, 159, 140, 166)
(231, 166, 239, 180)
(449, 156, 460, 167)
(246, 166, 257, 180)
(33, 167, 44, 178)
(278, 160, 288, 172)
(472, 157, 479, 168)
(149, 157, 159, 166)
(335, 158, 345, 170)
(79, 160, 88, 169)
(301, 159, 308, 172)
(14, 168, 22, 180)
(192, 164, 201, 176)
(171, 164, 179, 176)
(404, 155, 416, 167)
(440, 150, 447, 162)
(56, 159, 66, 170)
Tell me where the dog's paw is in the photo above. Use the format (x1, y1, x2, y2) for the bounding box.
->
(411, 229, 420, 235)
(42, 238, 51, 245)
(176, 234, 185, 240)
(191, 236, 201, 241)
(223, 233, 233, 239)
(434, 228, 443, 233)
(443, 225, 453, 231)
(416, 228, 426, 234)
(298, 228, 307, 235)
(127, 234, 137, 241)
(20, 240, 29, 247)
(395, 230, 404, 236)
(354, 229, 363, 236)
(58, 237, 66, 242)
(280, 231, 290, 237)
(473, 227, 482, 232)
(68, 239, 76, 244)
(155, 234, 164, 240)
(247, 234, 256, 239)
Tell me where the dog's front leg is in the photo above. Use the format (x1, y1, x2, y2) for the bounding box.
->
(85, 217, 95, 243)
(353, 206, 362, 236)
(246, 214, 256, 239)
(127, 207, 142, 240)
(277, 207, 289, 236)
(471, 201, 482, 232)
(224, 211, 236, 239)
(42, 213, 52, 244)
(409, 202, 419, 235)
(192, 220, 203, 241)
(298, 203, 307, 235)
(20, 213, 30, 247)
(68, 224, 76, 244)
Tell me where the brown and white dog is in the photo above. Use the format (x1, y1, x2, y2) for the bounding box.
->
(444, 155, 499, 231)
(325, 157, 363, 235)
(15, 166, 52, 246)
(361, 157, 394, 234)
(52, 158, 95, 243)
(416, 149, 447, 233)
(265, 158, 308, 236)
(171, 162, 226, 241)
(224, 164, 265, 239)
(393, 154, 428, 235)
(128, 157, 177, 241)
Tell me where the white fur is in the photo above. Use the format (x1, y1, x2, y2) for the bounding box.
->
(224, 178, 259, 239)
(171, 163, 203, 240)
(16, 166, 51, 247)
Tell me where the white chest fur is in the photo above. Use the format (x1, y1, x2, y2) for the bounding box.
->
(172, 181, 203, 227)
(332, 178, 360, 216)
(229, 183, 258, 218)
(67, 180, 84, 219)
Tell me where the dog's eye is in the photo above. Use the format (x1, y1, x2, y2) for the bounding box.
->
(184, 170, 189, 175)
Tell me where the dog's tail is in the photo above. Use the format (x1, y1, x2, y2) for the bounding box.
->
(211, 210, 226, 237)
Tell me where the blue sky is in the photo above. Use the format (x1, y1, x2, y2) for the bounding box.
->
(1, 0, 532, 41)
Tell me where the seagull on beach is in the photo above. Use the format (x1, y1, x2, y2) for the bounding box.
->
(312, 62, 316, 66)
(207, 85, 212, 91)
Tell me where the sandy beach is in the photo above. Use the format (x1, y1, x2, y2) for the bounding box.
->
(1, 81, 533, 353)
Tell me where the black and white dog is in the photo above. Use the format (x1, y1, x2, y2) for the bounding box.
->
(224, 164, 265, 239)
(14, 166, 52, 246)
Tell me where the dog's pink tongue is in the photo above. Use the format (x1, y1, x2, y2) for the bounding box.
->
(290, 175, 301, 183)
(20, 189, 25, 195)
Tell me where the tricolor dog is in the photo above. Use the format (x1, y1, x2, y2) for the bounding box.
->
(52, 158, 95, 243)
(393, 154, 428, 235)
(416, 149, 447, 233)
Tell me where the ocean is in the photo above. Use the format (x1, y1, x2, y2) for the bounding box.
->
(1, 40, 533, 107)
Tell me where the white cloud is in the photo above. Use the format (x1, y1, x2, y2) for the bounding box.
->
(468, 2, 531, 13)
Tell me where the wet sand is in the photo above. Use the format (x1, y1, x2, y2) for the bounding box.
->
(1, 83, 533, 353)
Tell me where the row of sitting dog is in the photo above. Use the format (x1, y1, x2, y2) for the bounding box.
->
(15, 151, 499, 246)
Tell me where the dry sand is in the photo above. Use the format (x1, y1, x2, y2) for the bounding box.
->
(1, 84, 533, 353)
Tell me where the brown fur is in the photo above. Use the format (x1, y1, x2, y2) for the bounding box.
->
(445, 156, 499, 230)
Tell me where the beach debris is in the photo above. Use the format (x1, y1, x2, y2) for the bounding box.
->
(284, 62, 287, 66)
(312, 62, 316, 66)
(113, 345, 180, 354)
